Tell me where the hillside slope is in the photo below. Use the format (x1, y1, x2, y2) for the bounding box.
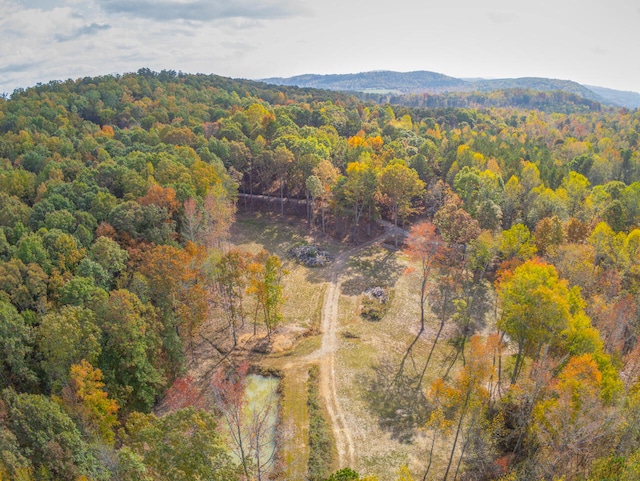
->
(261, 70, 467, 94)
(261, 70, 640, 108)
(466, 77, 604, 103)
(586, 84, 640, 109)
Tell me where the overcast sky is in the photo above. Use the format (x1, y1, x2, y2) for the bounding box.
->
(2, 0, 640, 96)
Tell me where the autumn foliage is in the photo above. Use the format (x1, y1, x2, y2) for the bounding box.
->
(1, 69, 640, 480)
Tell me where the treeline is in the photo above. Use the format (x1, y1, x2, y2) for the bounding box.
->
(362, 88, 605, 113)
(0, 69, 639, 480)
(0, 70, 297, 480)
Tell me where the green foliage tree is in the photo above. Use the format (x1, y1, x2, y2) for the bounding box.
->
(0, 301, 36, 390)
(89, 235, 129, 281)
(123, 408, 239, 481)
(0, 193, 31, 230)
(2, 391, 99, 481)
(37, 306, 101, 390)
(497, 259, 570, 383)
(500, 223, 537, 261)
(0, 423, 33, 480)
(14, 233, 50, 274)
(0, 259, 48, 313)
(562, 171, 591, 216)
(96, 289, 164, 413)
(314, 159, 340, 233)
(248, 252, 287, 339)
(378, 161, 425, 246)
(342, 161, 377, 242)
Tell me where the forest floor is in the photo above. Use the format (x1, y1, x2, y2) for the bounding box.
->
(189, 212, 465, 481)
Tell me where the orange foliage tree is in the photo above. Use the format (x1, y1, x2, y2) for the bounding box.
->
(61, 360, 118, 445)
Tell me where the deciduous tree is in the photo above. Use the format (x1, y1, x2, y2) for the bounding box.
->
(37, 306, 101, 391)
(248, 252, 287, 340)
(497, 259, 570, 383)
(0, 301, 36, 390)
(342, 161, 377, 242)
(123, 408, 238, 481)
(60, 360, 118, 445)
(378, 161, 425, 247)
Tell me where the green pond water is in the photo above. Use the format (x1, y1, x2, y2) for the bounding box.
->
(243, 374, 280, 470)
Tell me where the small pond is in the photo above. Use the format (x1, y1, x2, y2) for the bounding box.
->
(243, 374, 280, 472)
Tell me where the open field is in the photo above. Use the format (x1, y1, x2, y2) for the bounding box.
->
(203, 214, 470, 481)
(332, 245, 460, 480)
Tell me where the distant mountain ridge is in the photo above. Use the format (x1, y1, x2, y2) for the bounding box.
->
(261, 70, 467, 95)
(470, 77, 602, 102)
(585, 85, 640, 109)
(260, 71, 640, 109)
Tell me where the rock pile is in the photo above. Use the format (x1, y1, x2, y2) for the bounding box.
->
(364, 286, 388, 303)
(288, 245, 332, 267)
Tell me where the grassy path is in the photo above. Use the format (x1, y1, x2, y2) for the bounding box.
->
(262, 230, 389, 479)
(316, 232, 389, 469)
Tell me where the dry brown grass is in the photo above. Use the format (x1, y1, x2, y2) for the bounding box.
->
(228, 214, 347, 481)
(330, 246, 462, 480)
(203, 215, 470, 480)
(231, 214, 341, 330)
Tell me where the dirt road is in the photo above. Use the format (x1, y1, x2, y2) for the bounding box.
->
(260, 225, 391, 478)
(315, 232, 389, 468)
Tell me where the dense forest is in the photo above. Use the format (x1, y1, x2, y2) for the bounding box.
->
(372, 89, 606, 114)
(0, 69, 640, 480)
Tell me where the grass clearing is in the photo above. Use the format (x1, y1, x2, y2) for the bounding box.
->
(229, 214, 349, 481)
(228, 214, 469, 480)
(307, 365, 335, 481)
(331, 243, 462, 480)
(280, 364, 311, 480)
(232, 214, 340, 330)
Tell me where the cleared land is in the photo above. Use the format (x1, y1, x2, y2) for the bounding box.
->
(197, 214, 469, 480)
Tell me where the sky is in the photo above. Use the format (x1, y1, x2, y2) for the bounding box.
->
(2, 0, 640, 96)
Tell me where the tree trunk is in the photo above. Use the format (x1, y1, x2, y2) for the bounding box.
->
(243, 185, 247, 212)
(280, 182, 284, 216)
(443, 388, 471, 481)
(249, 169, 254, 211)
(352, 201, 362, 243)
(394, 202, 398, 248)
(511, 340, 524, 384)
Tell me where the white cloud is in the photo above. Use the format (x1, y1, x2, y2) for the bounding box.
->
(97, 0, 308, 21)
(0, 0, 639, 95)
(55, 22, 111, 42)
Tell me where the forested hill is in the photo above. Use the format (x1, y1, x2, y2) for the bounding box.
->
(1, 68, 640, 480)
(367, 88, 606, 114)
(261, 70, 467, 94)
(586, 84, 640, 109)
(469, 76, 602, 101)
(261, 70, 640, 108)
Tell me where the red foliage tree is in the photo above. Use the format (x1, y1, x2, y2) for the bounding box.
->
(162, 375, 206, 412)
